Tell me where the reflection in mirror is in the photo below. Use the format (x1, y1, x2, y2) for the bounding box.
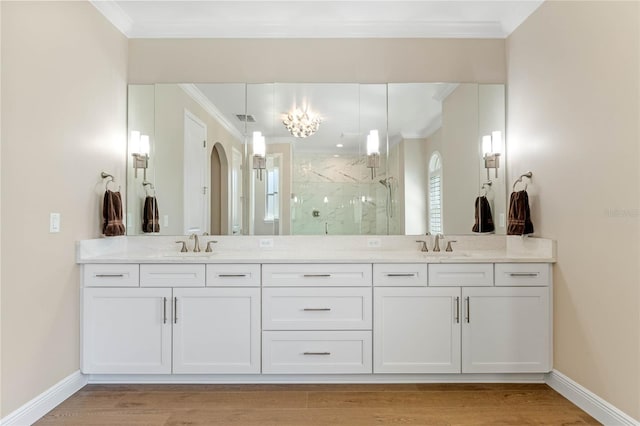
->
(127, 83, 506, 236)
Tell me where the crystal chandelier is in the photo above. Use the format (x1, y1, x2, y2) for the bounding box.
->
(283, 108, 322, 138)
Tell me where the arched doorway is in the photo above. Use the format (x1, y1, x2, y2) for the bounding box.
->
(210, 142, 229, 235)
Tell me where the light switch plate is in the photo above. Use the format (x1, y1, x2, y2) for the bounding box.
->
(49, 213, 61, 233)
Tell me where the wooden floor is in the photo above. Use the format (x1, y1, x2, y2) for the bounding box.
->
(36, 383, 599, 425)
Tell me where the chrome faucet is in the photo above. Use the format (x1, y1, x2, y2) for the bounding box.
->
(189, 233, 201, 252)
(433, 234, 444, 252)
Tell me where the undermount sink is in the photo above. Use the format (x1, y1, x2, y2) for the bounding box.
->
(162, 252, 216, 257)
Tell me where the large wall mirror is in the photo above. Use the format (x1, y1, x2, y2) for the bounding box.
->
(127, 83, 506, 237)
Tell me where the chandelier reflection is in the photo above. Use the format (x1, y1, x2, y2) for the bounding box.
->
(283, 108, 322, 138)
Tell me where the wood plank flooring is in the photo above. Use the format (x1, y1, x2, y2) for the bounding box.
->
(35, 383, 600, 425)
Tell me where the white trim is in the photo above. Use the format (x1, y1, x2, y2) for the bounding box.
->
(0, 370, 87, 426)
(89, 0, 133, 37)
(545, 369, 640, 426)
(87, 372, 546, 384)
(179, 84, 244, 144)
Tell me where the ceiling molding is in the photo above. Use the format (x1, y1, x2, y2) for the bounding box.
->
(128, 21, 506, 39)
(432, 83, 460, 102)
(89, 0, 133, 37)
(178, 84, 245, 143)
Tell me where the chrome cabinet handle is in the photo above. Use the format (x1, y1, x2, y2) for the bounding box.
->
(174, 297, 178, 324)
(303, 352, 331, 356)
(303, 308, 331, 311)
(218, 274, 247, 278)
(385, 273, 416, 277)
(455, 297, 460, 323)
(465, 297, 470, 323)
(303, 274, 331, 278)
(95, 274, 124, 278)
(509, 273, 539, 277)
(163, 297, 167, 324)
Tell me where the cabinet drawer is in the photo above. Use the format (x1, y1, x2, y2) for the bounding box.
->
(262, 331, 372, 374)
(373, 263, 429, 287)
(206, 264, 261, 287)
(84, 264, 139, 287)
(263, 287, 372, 330)
(262, 264, 372, 287)
(140, 264, 205, 287)
(495, 263, 550, 287)
(429, 264, 493, 287)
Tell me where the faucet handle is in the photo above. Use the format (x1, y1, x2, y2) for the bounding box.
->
(175, 241, 188, 253)
(415, 240, 428, 252)
(445, 240, 457, 252)
(205, 240, 218, 253)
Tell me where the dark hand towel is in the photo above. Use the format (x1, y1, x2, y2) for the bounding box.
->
(102, 190, 125, 236)
(507, 190, 534, 235)
(142, 196, 160, 233)
(472, 195, 495, 233)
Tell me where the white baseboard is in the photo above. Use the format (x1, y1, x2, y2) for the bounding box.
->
(1, 370, 87, 426)
(546, 369, 639, 426)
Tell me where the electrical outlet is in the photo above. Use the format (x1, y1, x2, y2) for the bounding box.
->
(164, 215, 169, 227)
(259, 238, 274, 248)
(499, 213, 505, 227)
(367, 238, 381, 248)
(49, 213, 61, 233)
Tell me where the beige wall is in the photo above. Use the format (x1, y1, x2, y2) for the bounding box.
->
(0, 1, 128, 417)
(128, 38, 505, 84)
(507, 1, 640, 419)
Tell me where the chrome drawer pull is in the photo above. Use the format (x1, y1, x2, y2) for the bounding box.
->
(455, 297, 460, 323)
(303, 274, 331, 278)
(163, 297, 167, 324)
(385, 273, 416, 277)
(509, 273, 539, 277)
(303, 352, 331, 356)
(95, 274, 125, 278)
(303, 308, 331, 311)
(465, 297, 470, 323)
(218, 274, 248, 278)
(174, 297, 178, 324)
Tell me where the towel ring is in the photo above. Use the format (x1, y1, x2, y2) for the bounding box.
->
(143, 181, 156, 197)
(512, 172, 533, 191)
(101, 172, 120, 192)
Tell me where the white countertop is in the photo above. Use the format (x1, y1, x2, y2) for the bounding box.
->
(76, 235, 556, 264)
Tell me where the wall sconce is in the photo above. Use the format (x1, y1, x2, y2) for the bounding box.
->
(252, 131, 266, 181)
(482, 130, 502, 179)
(131, 130, 150, 180)
(366, 129, 380, 179)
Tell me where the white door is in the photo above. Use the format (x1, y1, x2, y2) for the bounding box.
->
(231, 147, 243, 235)
(462, 286, 551, 373)
(184, 111, 208, 234)
(82, 288, 172, 374)
(373, 287, 461, 373)
(172, 288, 261, 374)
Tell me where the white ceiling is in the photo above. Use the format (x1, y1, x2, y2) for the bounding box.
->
(92, 1, 543, 39)
(187, 83, 455, 153)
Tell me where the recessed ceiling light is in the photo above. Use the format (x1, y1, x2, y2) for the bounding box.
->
(333, 154, 340, 157)
(336, 144, 343, 148)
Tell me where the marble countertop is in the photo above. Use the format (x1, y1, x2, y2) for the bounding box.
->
(76, 235, 556, 264)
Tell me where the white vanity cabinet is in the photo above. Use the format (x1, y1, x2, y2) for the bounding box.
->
(373, 263, 552, 375)
(82, 263, 261, 375)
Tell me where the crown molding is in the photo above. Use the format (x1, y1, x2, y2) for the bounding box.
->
(90, 0, 133, 37)
(178, 84, 245, 143)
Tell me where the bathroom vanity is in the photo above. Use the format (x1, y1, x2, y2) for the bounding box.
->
(78, 235, 555, 383)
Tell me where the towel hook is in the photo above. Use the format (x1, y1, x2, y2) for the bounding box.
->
(480, 181, 492, 196)
(512, 171, 533, 191)
(143, 181, 156, 197)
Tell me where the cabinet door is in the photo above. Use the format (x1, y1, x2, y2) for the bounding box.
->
(82, 288, 172, 374)
(172, 288, 261, 374)
(374, 287, 461, 373)
(462, 287, 551, 373)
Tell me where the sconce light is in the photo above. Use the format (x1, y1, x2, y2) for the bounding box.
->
(482, 130, 502, 179)
(252, 131, 266, 181)
(131, 130, 150, 180)
(366, 129, 380, 179)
